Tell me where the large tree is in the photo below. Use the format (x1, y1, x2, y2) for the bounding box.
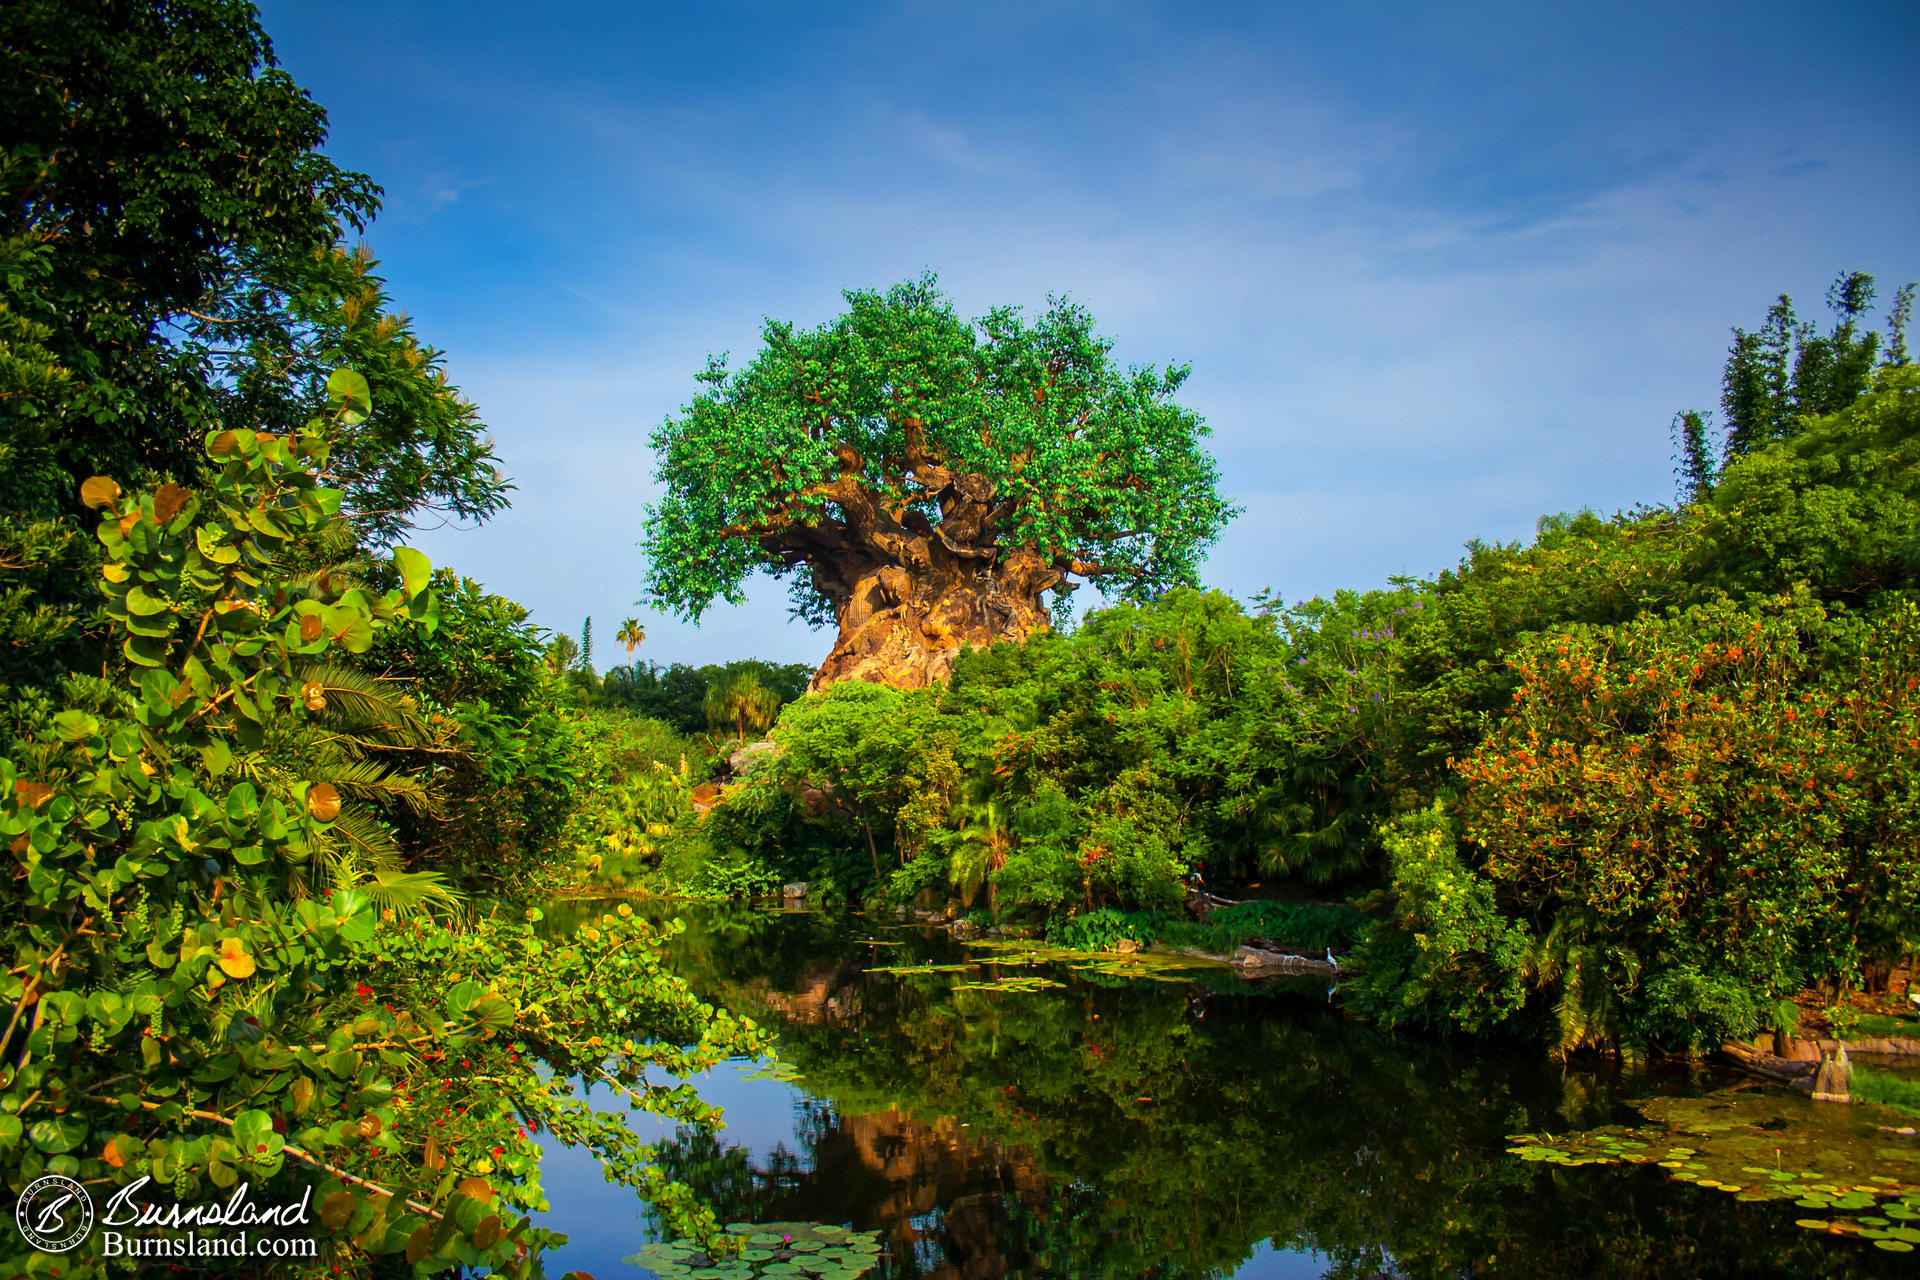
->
(2, 0, 508, 700)
(641, 276, 1237, 689)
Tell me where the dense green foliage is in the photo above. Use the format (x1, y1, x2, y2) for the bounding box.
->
(0, 397, 762, 1277)
(1, 0, 506, 732)
(0, 6, 773, 1274)
(1715, 272, 1911, 460)
(0, 0, 505, 542)
(570, 712, 701, 891)
(685, 285, 1920, 1055)
(599, 660, 810, 736)
(362, 575, 594, 891)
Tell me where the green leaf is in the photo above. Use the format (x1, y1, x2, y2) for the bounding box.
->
(232, 1109, 283, 1163)
(123, 633, 171, 667)
(196, 525, 241, 563)
(445, 981, 484, 1019)
(393, 546, 430, 600)
(28, 1117, 86, 1154)
(327, 369, 373, 426)
(124, 585, 172, 616)
(469, 994, 515, 1032)
(200, 739, 234, 775)
(245, 507, 290, 539)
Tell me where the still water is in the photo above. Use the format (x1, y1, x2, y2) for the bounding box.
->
(531, 902, 1906, 1279)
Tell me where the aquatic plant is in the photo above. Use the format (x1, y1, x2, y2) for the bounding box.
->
(631, 1221, 884, 1279)
(1508, 1089, 1920, 1255)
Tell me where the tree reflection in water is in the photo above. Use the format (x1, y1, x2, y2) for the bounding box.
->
(539, 902, 1905, 1279)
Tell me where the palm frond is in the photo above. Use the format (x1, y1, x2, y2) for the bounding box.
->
(305, 757, 433, 815)
(320, 803, 408, 871)
(355, 868, 465, 919)
(295, 662, 436, 745)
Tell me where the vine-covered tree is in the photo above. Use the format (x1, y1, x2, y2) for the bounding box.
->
(641, 276, 1237, 689)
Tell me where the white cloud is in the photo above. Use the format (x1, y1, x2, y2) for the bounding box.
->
(358, 27, 1917, 674)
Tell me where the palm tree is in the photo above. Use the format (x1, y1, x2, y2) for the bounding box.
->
(703, 672, 781, 743)
(617, 617, 647, 656)
(951, 793, 1012, 911)
(545, 632, 581, 676)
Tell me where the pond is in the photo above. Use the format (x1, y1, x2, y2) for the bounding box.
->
(530, 902, 1914, 1279)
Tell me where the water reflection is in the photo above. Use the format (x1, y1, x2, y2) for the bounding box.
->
(533, 902, 1903, 1278)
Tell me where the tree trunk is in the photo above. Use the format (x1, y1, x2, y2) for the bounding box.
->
(743, 444, 1090, 692)
(808, 544, 1057, 692)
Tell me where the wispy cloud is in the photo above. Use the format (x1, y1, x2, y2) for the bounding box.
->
(261, 0, 1920, 668)
(1771, 159, 1831, 179)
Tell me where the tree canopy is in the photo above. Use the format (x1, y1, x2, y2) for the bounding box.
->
(640, 274, 1236, 687)
(1, 0, 507, 540)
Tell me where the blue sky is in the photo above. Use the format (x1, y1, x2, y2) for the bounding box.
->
(258, 0, 1920, 669)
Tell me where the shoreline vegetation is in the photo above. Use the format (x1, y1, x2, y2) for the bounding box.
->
(2, 3, 1916, 1276)
(573, 284, 1920, 1064)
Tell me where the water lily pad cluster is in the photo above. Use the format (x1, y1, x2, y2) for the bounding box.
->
(630, 1221, 884, 1278)
(953, 974, 1065, 993)
(1506, 1088, 1920, 1253)
(965, 938, 1223, 982)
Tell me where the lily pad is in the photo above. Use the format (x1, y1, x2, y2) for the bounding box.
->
(1506, 1085, 1920, 1257)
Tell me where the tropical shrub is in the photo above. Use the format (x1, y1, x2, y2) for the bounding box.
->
(363, 573, 587, 891)
(1450, 594, 1920, 1046)
(572, 711, 698, 888)
(1048, 909, 1162, 952)
(1343, 805, 1534, 1036)
(0, 387, 762, 1277)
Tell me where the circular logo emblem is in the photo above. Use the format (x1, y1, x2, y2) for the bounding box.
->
(15, 1174, 94, 1253)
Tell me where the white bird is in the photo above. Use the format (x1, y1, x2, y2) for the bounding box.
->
(1324, 947, 1340, 973)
